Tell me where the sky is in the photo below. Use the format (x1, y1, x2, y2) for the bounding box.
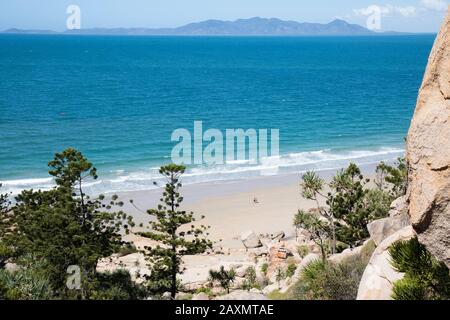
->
(0, 0, 448, 33)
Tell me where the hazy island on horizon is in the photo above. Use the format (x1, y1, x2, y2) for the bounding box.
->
(1, 17, 416, 36)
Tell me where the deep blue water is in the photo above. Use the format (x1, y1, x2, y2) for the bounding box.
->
(0, 35, 434, 194)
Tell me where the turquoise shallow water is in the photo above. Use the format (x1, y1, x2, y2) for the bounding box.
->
(0, 34, 434, 194)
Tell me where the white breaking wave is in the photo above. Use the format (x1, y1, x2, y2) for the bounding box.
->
(0, 147, 404, 195)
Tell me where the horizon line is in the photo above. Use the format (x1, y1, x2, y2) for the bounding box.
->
(0, 16, 436, 35)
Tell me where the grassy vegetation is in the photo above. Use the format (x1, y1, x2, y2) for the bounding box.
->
(286, 240, 375, 300)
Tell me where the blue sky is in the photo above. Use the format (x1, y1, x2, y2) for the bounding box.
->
(0, 0, 448, 32)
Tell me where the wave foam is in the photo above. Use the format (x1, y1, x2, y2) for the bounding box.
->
(0, 147, 404, 195)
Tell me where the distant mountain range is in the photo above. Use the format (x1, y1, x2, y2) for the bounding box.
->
(2, 17, 408, 36)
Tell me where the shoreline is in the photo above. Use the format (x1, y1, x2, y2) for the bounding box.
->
(117, 162, 380, 248)
(0, 147, 403, 196)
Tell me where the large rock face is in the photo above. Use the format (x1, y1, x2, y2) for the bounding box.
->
(240, 230, 263, 249)
(406, 8, 450, 267)
(367, 213, 410, 246)
(357, 226, 416, 300)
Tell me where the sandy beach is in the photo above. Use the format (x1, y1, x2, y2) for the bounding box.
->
(117, 163, 378, 249)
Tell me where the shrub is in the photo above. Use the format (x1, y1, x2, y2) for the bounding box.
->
(87, 269, 148, 300)
(242, 266, 258, 291)
(287, 240, 375, 300)
(116, 243, 138, 257)
(297, 245, 309, 258)
(0, 255, 53, 300)
(208, 266, 236, 294)
(286, 263, 297, 278)
(275, 268, 286, 286)
(289, 260, 358, 300)
(261, 263, 269, 276)
(195, 286, 214, 297)
(389, 237, 450, 300)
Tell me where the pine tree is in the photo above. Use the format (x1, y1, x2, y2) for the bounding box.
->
(140, 164, 212, 299)
(328, 164, 370, 247)
(5, 148, 134, 297)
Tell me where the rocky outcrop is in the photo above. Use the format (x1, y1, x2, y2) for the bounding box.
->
(270, 231, 286, 241)
(389, 195, 408, 218)
(367, 213, 410, 246)
(241, 231, 263, 249)
(357, 226, 416, 300)
(328, 240, 371, 264)
(406, 8, 450, 267)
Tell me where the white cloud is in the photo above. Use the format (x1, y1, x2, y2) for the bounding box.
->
(421, 0, 448, 11)
(353, 5, 417, 18)
(396, 6, 417, 17)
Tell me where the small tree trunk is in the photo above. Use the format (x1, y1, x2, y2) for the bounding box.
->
(170, 172, 177, 300)
(171, 251, 176, 299)
(330, 214, 336, 255)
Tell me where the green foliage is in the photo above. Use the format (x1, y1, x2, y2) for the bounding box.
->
(116, 243, 138, 257)
(0, 184, 9, 215)
(363, 189, 393, 220)
(293, 210, 330, 261)
(86, 270, 148, 300)
(376, 158, 407, 198)
(0, 183, 12, 268)
(1, 148, 135, 298)
(261, 263, 269, 276)
(288, 240, 375, 300)
(301, 171, 325, 200)
(389, 237, 450, 300)
(275, 267, 286, 285)
(297, 245, 309, 258)
(195, 286, 213, 297)
(242, 266, 258, 291)
(328, 164, 371, 248)
(301, 260, 359, 300)
(0, 255, 54, 300)
(298, 163, 391, 251)
(209, 266, 236, 294)
(140, 164, 212, 299)
(289, 260, 360, 300)
(48, 147, 98, 189)
(286, 263, 297, 278)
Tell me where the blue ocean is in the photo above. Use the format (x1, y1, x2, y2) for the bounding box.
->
(0, 35, 434, 194)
